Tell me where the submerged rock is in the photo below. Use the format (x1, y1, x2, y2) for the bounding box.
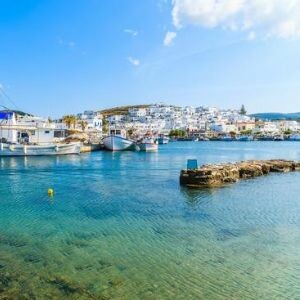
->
(180, 159, 300, 188)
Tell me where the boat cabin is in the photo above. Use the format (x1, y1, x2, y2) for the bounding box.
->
(0, 111, 66, 144)
(109, 128, 127, 138)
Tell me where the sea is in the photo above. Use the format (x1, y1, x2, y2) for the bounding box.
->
(0, 141, 300, 299)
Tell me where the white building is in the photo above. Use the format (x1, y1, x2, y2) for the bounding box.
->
(78, 111, 103, 131)
(254, 122, 280, 134)
(106, 114, 126, 124)
(128, 107, 147, 118)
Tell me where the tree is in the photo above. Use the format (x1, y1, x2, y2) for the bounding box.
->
(240, 105, 247, 115)
(79, 120, 88, 132)
(169, 129, 187, 138)
(102, 118, 109, 134)
(240, 129, 252, 135)
(284, 129, 292, 135)
(63, 115, 77, 129)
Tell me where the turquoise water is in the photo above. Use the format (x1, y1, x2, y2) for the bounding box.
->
(1, 142, 300, 299)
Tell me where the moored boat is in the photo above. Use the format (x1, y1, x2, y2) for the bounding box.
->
(221, 135, 236, 141)
(273, 135, 284, 141)
(198, 136, 210, 141)
(177, 137, 195, 141)
(257, 135, 274, 141)
(0, 110, 81, 156)
(103, 128, 136, 151)
(0, 142, 80, 156)
(137, 137, 158, 151)
(156, 136, 169, 144)
(289, 134, 300, 141)
(236, 135, 254, 141)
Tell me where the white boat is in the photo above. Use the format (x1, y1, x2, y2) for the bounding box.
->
(236, 135, 254, 141)
(103, 129, 135, 151)
(0, 110, 81, 156)
(274, 135, 284, 141)
(221, 135, 235, 141)
(289, 134, 300, 141)
(0, 142, 81, 156)
(138, 137, 158, 151)
(156, 136, 169, 144)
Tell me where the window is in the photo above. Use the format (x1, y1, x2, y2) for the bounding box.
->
(45, 131, 50, 134)
(54, 130, 64, 138)
(21, 132, 29, 138)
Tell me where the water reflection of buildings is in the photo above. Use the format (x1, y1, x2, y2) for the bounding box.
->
(0, 155, 82, 169)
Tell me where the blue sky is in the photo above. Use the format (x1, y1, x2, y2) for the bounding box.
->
(0, 0, 300, 117)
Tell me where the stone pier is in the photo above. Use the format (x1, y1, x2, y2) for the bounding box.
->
(180, 159, 300, 188)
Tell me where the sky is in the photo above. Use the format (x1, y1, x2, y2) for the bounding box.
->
(0, 0, 300, 117)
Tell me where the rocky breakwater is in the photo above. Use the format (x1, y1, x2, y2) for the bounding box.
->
(180, 159, 300, 188)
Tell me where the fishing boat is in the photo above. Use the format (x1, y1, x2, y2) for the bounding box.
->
(289, 134, 300, 141)
(0, 110, 81, 156)
(177, 137, 196, 141)
(0, 142, 80, 156)
(201, 137, 210, 141)
(257, 135, 274, 141)
(221, 135, 235, 141)
(137, 137, 158, 151)
(273, 135, 284, 141)
(236, 135, 254, 141)
(103, 128, 136, 151)
(156, 136, 169, 144)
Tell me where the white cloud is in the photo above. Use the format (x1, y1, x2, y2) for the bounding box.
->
(164, 31, 177, 46)
(172, 0, 300, 39)
(128, 56, 140, 66)
(124, 29, 138, 37)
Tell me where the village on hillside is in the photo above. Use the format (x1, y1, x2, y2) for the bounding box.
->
(1, 103, 300, 145)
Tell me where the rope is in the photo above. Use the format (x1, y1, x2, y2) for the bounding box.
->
(0, 85, 22, 112)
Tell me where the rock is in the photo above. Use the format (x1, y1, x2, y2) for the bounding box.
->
(180, 159, 300, 188)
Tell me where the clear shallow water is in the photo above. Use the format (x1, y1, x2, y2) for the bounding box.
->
(0, 142, 300, 299)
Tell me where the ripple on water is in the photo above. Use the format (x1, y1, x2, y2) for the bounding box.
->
(0, 142, 300, 298)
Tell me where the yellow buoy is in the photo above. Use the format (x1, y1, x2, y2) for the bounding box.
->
(48, 188, 54, 197)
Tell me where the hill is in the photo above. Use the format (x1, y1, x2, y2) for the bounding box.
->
(251, 112, 300, 121)
(100, 104, 150, 116)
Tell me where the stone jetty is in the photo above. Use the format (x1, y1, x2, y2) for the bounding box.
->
(180, 159, 300, 188)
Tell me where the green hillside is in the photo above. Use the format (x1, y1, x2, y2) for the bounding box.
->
(100, 104, 150, 116)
